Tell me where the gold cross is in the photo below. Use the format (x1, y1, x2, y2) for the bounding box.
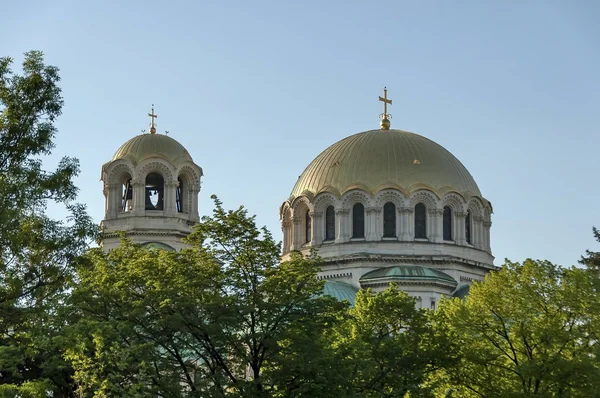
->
(148, 104, 158, 133)
(378, 87, 392, 117)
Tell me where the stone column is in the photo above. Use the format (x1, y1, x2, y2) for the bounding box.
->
(282, 221, 291, 254)
(190, 184, 201, 222)
(366, 207, 381, 241)
(132, 179, 144, 216)
(290, 216, 302, 251)
(428, 208, 443, 243)
(399, 207, 413, 241)
(474, 216, 485, 250)
(166, 180, 179, 216)
(309, 211, 322, 246)
(483, 220, 492, 253)
(454, 211, 467, 246)
(335, 209, 349, 243)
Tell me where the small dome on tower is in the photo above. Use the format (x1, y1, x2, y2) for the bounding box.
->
(111, 133, 193, 166)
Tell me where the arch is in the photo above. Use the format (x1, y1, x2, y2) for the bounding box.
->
(441, 192, 466, 213)
(341, 189, 370, 209)
(443, 206, 453, 241)
(324, 205, 336, 241)
(414, 202, 427, 239)
(137, 160, 175, 183)
(383, 202, 396, 238)
(145, 172, 165, 210)
(291, 196, 311, 217)
(374, 189, 405, 208)
(352, 203, 365, 238)
(105, 160, 135, 186)
(465, 209, 472, 244)
(409, 190, 438, 210)
(313, 192, 337, 213)
(467, 197, 485, 218)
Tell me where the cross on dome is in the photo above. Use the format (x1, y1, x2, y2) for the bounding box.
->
(378, 87, 392, 130)
(148, 104, 158, 134)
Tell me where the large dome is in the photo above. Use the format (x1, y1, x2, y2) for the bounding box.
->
(290, 129, 481, 199)
(112, 133, 193, 165)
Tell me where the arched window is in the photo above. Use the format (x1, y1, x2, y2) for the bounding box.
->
(383, 202, 396, 238)
(305, 210, 311, 243)
(414, 203, 427, 239)
(465, 210, 472, 244)
(325, 206, 335, 241)
(352, 203, 365, 238)
(145, 172, 164, 210)
(176, 177, 185, 213)
(443, 206, 452, 241)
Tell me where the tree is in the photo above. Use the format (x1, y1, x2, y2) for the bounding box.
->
(437, 259, 600, 397)
(0, 51, 96, 396)
(580, 227, 600, 270)
(67, 196, 346, 397)
(330, 286, 455, 398)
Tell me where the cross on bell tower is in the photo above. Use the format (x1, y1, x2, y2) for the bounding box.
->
(148, 104, 158, 134)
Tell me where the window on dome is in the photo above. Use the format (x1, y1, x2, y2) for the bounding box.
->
(305, 210, 311, 244)
(352, 203, 365, 239)
(176, 177, 185, 213)
(465, 210, 472, 244)
(443, 206, 452, 241)
(325, 206, 335, 241)
(145, 172, 164, 211)
(414, 203, 427, 239)
(383, 202, 396, 238)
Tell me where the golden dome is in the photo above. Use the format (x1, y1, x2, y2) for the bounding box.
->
(111, 133, 193, 165)
(290, 129, 482, 199)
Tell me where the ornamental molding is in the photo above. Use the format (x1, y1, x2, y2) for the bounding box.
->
(317, 272, 353, 280)
(292, 216, 302, 224)
(309, 211, 323, 219)
(107, 162, 135, 184)
(137, 161, 174, 182)
(428, 208, 444, 216)
(177, 165, 202, 186)
(483, 221, 492, 228)
(313, 193, 338, 212)
(374, 189, 405, 208)
(335, 209, 350, 215)
(410, 190, 438, 209)
(341, 190, 371, 209)
(281, 221, 291, 228)
(399, 206, 414, 214)
(442, 193, 466, 213)
(366, 207, 382, 214)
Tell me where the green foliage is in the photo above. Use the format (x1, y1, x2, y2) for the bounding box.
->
(331, 286, 454, 398)
(68, 196, 346, 397)
(580, 226, 600, 270)
(0, 51, 96, 396)
(437, 259, 600, 397)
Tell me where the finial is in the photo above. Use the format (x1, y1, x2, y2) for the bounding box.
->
(378, 87, 392, 130)
(148, 104, 158, 134)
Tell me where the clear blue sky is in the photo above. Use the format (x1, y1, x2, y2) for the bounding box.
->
(3, 0, 599, 267)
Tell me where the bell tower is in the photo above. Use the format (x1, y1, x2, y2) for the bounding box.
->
(100, 107, 203, 251)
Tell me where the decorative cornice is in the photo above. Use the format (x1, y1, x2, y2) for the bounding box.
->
(309, 211, 323, 219)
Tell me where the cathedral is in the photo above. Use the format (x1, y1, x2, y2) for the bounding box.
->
(100, 91, 495, 307)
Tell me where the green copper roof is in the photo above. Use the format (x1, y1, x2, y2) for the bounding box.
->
(452, 284, 471, 299)
(322, 281, 358, 307)
(112, 133, 193, 165)
(290, 129, 481, 198)
(140, 242, 176, 251)
(360, 265, 457, 285)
